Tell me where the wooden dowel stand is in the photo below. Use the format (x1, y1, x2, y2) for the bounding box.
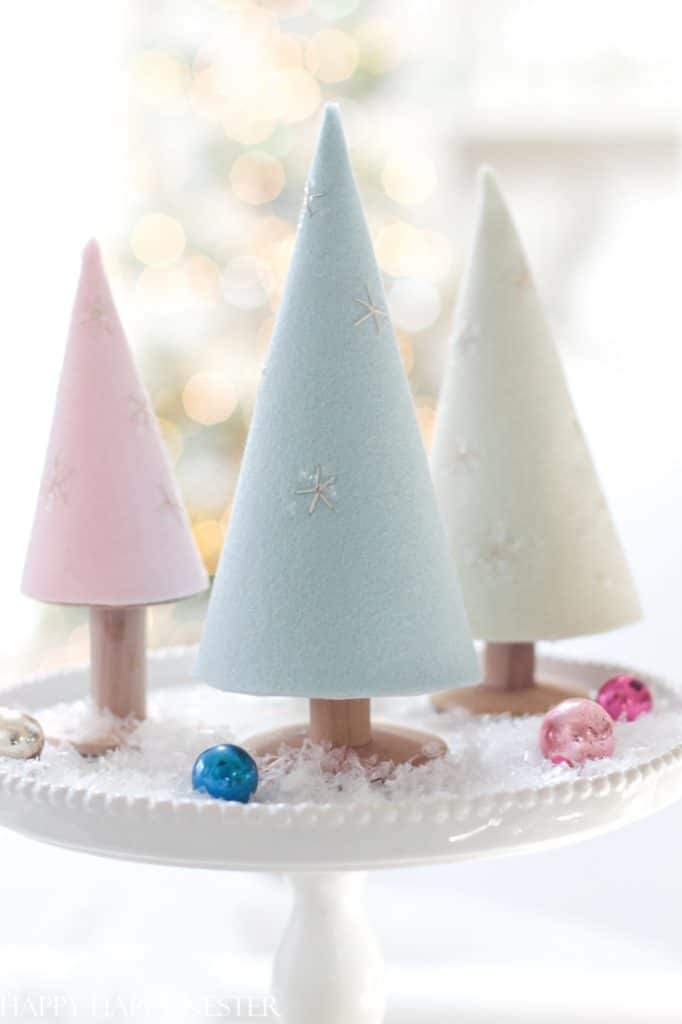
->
(91, 606, 147, 720)
(63, 606, 147, 757)
(484, 642, 535, 692)
(309, 698, 371, 748)
(432, 640, 586, 715)
(247, 696, 447, 767)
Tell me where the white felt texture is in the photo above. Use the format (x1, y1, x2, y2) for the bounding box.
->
(430, 169, 641, 642)
(196, 105, 478, 698)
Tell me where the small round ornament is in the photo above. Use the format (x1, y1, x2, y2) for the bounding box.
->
(597, 674, 653, 722)
(540, 698, 615, 767)
(0, 707, 44, 760)
(192, 744, 259, 803)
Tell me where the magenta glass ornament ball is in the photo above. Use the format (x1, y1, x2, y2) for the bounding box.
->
(540, 699, 615, 767)
(597, 675, 653, 722)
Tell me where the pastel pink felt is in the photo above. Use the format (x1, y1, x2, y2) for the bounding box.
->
(22, 240, 208, 607)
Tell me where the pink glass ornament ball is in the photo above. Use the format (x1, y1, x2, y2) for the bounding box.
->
(597, 675, 653, 722)
(540, 699, 615, 767)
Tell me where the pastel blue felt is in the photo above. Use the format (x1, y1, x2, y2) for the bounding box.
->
(196, 104, 479, 699)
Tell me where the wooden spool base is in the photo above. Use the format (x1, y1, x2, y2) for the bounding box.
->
(246, 698, 446, 767)
(246, 722, 446, 766)
(64, 725, 132, 759)
(431, 679, 586, 716)
(432, 642, 586, 716)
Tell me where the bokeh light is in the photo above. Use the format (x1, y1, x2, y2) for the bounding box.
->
(249, 216, 296, 294)
(356, 16, 402, 74)
(185, 251, 221, 306)
(260, 0, 311, 16)
(189, 65, 226, 121)
(212, 0, 254, 10)
(182, 372, 239, 426)
(131, 213, 186, 267)
(237, 5, 280, 45)
(230, 152, 286, 205)
(129, 151, 159, 196)
(389, 278, 442, 333)
(158, 417, 184, 463)
(278, 68, 321, 122)
(396, 334, 414, 376)
(192, 519, 226, 575)
(224, 112, 276, 145)
(382, 152, 437, 206)
(130, 50, 190, 105)
(375, 222, 453, 281)
(222, 256, 271, 310)
(312, 0, 360, 19)
(306, 30, 359, 82)
(256, 314, 277, 352)
(135, 266, 194, 313)
(415, 398, 437, 452)
(271, 33, 305, 68)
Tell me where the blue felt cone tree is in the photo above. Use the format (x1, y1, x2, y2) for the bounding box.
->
(196, 105, 479, 764)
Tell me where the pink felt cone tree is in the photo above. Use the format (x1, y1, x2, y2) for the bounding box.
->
(22, 241, 208, 753)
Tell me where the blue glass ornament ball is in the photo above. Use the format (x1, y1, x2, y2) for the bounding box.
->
(192, 744, 259, 803)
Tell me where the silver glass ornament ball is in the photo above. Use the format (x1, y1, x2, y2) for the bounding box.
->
(0, 707, 44, 759)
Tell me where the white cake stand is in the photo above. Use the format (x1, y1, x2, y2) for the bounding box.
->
(0, 650, 681, 1024)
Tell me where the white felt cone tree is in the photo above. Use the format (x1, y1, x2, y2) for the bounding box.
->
(22, 241, 208, 754)
(430, 169, 641, 715)
(196, 105, 479, 765)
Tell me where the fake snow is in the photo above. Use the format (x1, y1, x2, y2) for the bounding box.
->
(2, 679, 681, 807)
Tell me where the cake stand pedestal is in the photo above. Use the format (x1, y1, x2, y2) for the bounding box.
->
(273, 872, 384, 1024)
(0, 651, 681, 1023)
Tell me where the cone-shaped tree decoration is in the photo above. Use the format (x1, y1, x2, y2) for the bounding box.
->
(196, 105, 479, 765)
(430, 169, 641, 715)
(22, 240, 208, 753)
